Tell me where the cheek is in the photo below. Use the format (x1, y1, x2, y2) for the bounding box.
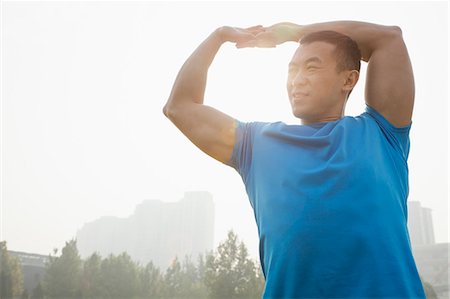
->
(314, 75, 335, 93)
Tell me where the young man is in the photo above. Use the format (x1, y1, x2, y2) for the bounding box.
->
(163, 21, 425, 298)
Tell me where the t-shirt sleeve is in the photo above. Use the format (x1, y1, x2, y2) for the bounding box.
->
(223, 120, 263, 183)
(365, 105, 412, 161)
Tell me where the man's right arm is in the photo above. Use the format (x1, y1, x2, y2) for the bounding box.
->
(163, 26, 262, 163)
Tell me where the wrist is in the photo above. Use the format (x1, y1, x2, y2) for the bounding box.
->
(283, 22, 304, 42)
(213, 27, 228, 44)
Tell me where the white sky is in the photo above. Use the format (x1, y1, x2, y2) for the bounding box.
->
(1, 1, 448, 260)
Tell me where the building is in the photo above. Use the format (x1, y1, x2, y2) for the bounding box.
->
(412, 243, 449, 299)
(76, 191, 215, 270)
(407, 201, 448, 298)
(8, 251, 48, 295)
(408, 201, 435, 246)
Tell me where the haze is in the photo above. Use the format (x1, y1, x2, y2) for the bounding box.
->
(1, 1, 448, 260)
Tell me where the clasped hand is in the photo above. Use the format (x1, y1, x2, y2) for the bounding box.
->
(217, 23, 300, 48)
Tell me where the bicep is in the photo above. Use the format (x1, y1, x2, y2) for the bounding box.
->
(166, 103, 237, 164)
(365, 29, 415, 127)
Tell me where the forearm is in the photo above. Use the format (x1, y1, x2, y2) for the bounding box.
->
(287, 21, 401, 62)
(164, 29, 223, 113)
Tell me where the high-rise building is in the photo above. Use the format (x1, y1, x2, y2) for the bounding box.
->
(76, 191, 215, 270)
(407, 201, 435, 246)
(411, 243, 449, 299)
(407, 201, 448, 298)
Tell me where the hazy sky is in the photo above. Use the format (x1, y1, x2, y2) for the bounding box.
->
(1, 1, 448, 260)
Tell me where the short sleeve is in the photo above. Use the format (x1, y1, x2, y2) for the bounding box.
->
(365, 105, 412, 161)
(223, 120, 264, 184)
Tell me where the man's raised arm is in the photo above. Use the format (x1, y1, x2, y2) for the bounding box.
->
(163, 26, 263, 163)
(242, 21, 414, 127)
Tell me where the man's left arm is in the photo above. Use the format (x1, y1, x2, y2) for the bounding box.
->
(240, 21, 415, 128)
(330, 22, 414, 128)
(362, 26, 414, 128)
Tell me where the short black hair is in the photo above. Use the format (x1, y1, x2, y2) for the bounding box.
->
(300, 30, 361, 73)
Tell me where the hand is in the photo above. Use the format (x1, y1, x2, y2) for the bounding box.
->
(236, 22, 302, 48)
(216, 25, 265, 47)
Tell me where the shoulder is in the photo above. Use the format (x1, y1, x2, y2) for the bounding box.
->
(362, 105, 412, 133)
(356, 105, 412, 160)
(235, 120, 283, 136)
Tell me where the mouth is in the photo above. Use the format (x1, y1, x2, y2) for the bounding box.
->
(291, 91, 309, 101)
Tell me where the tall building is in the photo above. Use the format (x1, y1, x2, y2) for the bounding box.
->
(76, 191, 215, 270)
(407, 201, 435, 246)
(411, 243, 449, 299)
(407, 201, 448, 298)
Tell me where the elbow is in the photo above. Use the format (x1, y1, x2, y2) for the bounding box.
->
(387, 25, 403, 39)
(391, 25, 402, 34)
(372, 25, 403, 50)
(163, 100, 174, 119)
(162, 103, 170, 118)
(162, 101, 181, 121)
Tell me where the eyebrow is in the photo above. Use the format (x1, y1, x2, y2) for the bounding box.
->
(289, 56, 323, 68)
(304, 57, 322, 64)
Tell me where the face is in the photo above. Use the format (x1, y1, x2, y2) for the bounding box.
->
(287, 41, 350, 124)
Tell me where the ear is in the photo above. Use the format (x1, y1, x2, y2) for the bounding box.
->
(342, 70, 360, 92)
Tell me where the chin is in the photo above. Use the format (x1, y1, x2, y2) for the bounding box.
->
(291, 107, 308, 119)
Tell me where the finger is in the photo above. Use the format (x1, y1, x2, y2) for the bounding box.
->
(247, 38, 275, 48)
(254, 31, 272, 39)
(236, 42, 275, 49)
(236, 41, 256, 48)
(246, 26, 265, 35)
(245, 25, 263, 30)
(234, 33, 257, 44)
(256, 40, 277, 48)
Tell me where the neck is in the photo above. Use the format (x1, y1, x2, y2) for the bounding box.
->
(300, 115, 343, 125)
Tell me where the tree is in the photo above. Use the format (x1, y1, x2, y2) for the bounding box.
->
(179, 255, 207, 298)
(80, 252, 103, 298)
(139, 261, 164, 298)
(420, 276, 438, 299)
(99, 252, 141, 298)
(29, 231, 267, 298)
(31, 281, 44, 299)
(43, 239, 82, 298)
(204, 230, 265, 299)
(162, 256, 183, 298)
(0, 241, 24, 298)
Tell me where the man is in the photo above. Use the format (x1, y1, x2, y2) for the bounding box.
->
(163, 21, 425, 298)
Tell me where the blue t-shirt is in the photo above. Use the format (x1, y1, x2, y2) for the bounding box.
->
(225, 106, 425, 298)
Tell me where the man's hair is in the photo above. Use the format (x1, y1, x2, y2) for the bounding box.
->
(300, 30, 361, 73)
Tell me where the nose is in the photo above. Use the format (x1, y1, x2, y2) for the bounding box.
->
(290, 70, 307, 87)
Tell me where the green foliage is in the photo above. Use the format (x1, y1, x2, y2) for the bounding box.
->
(162, 255, 208, 299)
(31, 281, 44, 299)
(139, 261, 164, 298)
(420, 275, 438, 299)
(14, 231, 265, 298)
(99, 252, 141, 298)
(80, 252, 103, 298)
(204, 230, 265, 299)
(162, 257, 182, 298)
(43, 239, 82, 298)
(0, 241, 24, 298)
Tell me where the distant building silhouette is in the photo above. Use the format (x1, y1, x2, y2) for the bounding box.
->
(411, 243, 449, 299)
(8, 251, 48, 295)
(407, 201, 435, 246)
(76, 191, 215, 270)
(407, 201, 448, 298)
